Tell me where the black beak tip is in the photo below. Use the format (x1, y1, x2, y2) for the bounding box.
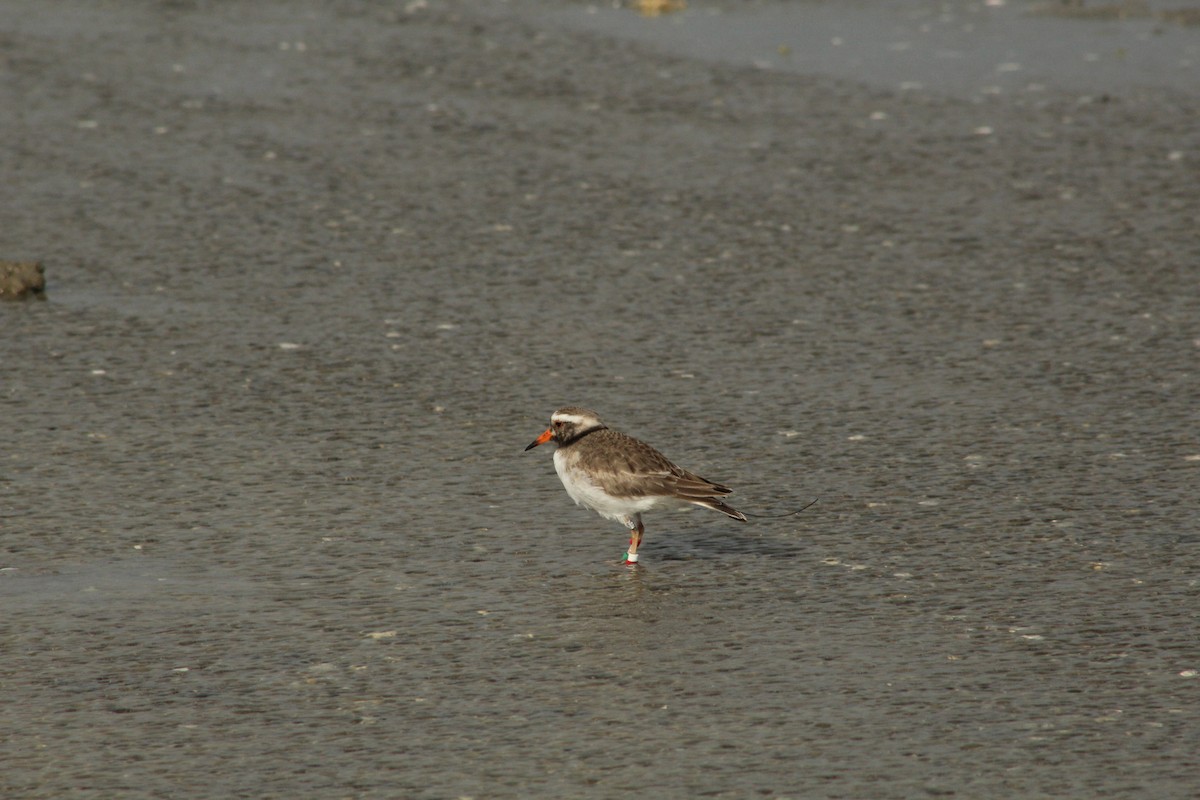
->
(524, 440, 538, 451)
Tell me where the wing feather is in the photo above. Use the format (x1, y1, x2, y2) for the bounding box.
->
(576, 429, 737, 503)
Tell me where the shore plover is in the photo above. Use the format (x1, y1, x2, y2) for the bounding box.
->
(525, 407, 746, 564)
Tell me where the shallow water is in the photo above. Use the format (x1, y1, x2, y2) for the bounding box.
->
(2, 0, 1199, 797)
(548, 0, 1200, 98)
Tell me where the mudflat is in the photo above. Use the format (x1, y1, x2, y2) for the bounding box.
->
(2, 1, 1198, 798)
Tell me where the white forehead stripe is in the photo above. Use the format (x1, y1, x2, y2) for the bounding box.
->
(551, 412, 588, 425)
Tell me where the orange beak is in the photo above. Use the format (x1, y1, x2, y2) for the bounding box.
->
(524, 428, 554, 451)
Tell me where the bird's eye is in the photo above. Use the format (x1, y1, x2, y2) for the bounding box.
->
(553, 421, 563, 428)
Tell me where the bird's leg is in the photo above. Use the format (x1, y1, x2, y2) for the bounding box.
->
(623, 515, 644, 566)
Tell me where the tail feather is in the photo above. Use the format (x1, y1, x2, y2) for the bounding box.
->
(692, 498, 748, 522)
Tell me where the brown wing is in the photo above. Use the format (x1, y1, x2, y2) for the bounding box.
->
(577, 429, 734, 500)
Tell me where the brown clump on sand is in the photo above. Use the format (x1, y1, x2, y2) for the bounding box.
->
(636, 0, 686, 18)
(0, 260, 46, 299)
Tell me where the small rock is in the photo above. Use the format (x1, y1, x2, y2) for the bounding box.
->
(0, 260, 46, 299)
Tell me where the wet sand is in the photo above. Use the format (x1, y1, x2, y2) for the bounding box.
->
(2, 1, 1199, 797)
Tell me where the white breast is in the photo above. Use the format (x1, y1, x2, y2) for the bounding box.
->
(552, 448, 669, 521)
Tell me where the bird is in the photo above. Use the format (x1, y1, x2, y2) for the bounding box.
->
(525, 406, 746, 564)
